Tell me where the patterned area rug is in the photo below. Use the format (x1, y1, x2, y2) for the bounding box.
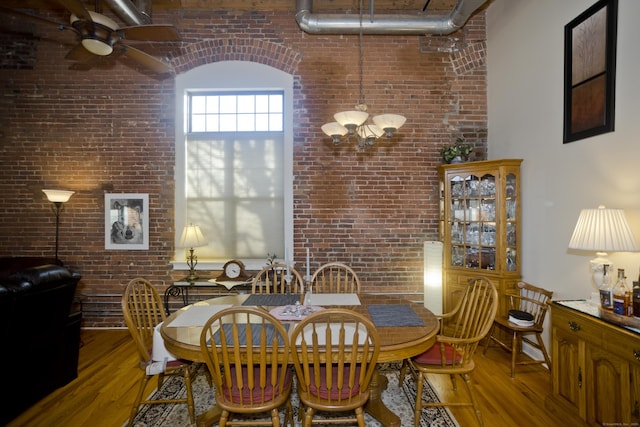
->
(128, 363, 459, 427)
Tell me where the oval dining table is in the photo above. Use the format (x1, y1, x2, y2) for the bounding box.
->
(161, 292, 439, 427)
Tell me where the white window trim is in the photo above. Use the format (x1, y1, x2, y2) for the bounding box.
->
(173, 61, 294, 271)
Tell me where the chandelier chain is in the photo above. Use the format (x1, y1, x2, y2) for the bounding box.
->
(358, 0, 364, 106)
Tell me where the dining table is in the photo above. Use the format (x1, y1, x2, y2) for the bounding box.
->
(160, 292, 439, 427)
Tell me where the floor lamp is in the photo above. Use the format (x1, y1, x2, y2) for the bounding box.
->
(42, 189, 75, 261)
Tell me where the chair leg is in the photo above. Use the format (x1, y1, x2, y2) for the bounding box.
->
(482, 323, 496, 356)
(510, 330, 518, 378)
(127, 373, 152, 427)
(399, 359, 409, 384)
(414, 373, 425, 427)
(183, 366, 195, 423)
(536, 332, 552, 370)
(355, 406, 366, 427)
(303, 406, 314, 427)
(270, 407, 281, 427)
(461, 373, 484, 427)
(284, 400, 294, 427)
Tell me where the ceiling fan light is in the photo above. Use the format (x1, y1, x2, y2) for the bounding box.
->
(81, 38, 113, 56)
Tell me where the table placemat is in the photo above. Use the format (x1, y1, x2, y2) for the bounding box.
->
(241, 294, 300, 307)
(304, 293, 361, 306)
(367, 304, 425, 327)
(167, 304, 233, 327)
(211, 323, 290, 346)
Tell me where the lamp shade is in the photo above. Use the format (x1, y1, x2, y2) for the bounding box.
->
(334, 110, 369, 128)
(178, 224, 208, 248)
(321, 122, 348, 138)
(42, 189, 75, 203)
(568, 205, 638, 252)
(372, 114, 406, 132)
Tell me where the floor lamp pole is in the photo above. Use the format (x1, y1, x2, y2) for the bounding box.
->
(52, 202, 62, 261)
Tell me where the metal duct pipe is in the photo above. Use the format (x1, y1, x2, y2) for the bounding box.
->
(104, 0, 151, 26)
(295, 0, 488, 35)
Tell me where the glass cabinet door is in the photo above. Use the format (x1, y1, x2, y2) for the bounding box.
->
(447, 173, 497, 271)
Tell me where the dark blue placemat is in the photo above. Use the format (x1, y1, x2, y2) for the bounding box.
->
(211, 323, 290, 346)
(367, 304, 425, 327)
(242, 294, 300, 307)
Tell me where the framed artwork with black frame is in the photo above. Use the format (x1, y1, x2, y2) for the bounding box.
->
(105, 193, 149, 250)
(563, 0, 618, 143)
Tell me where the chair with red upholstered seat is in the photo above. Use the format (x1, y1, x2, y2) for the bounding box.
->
(121, 278, 196, 426)
(200, 306, 294, 427)
(399, 277, 498, 427)
(290, 308, 380, 427)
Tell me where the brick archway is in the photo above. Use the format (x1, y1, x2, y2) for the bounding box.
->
(172, 39, 302, 75)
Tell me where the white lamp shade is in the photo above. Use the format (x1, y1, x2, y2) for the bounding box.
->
(321, 122, 348, 137)
(42, 189, 75, 203)
(334, 110, 369, 127)
(372, 114, 406, 131)
(178, 224, 208, 248)
(568, 205, 639, 252)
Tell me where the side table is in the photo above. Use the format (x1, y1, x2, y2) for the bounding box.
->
(163, 279, 253, 314)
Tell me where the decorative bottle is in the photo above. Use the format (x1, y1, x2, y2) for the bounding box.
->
(633, 268, 640, 319)
(613, 268, 632, 316)
(599, 264, 613, 311)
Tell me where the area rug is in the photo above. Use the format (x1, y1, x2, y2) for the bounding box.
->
(128, 363, 459, 427)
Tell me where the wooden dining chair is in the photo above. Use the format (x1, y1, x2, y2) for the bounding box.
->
(252, 263, 304, 295)
(399, 276, 498, 427)
(290, 308, 380, 427)
(309, 262, 361, 293)
(121, 278, 196, 426)
(200, 306, 294, 427)
(482, 281, 553, 378)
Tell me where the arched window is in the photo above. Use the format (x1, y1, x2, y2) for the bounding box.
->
(174, 61, 294, 271)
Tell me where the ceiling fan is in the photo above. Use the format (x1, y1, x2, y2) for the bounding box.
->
(0, 0, 180, 75)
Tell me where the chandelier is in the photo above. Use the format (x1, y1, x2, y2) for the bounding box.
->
(320, 0, 406, 150)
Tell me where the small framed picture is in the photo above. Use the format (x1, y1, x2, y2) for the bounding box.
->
(105, 193, 149, 250)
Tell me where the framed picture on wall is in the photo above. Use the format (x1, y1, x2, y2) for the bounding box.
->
(563, 0, 618, 143)
(105, 193, 149, 250)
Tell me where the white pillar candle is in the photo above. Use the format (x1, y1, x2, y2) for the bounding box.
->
(285, 249, 290, 280)
(306, 248, 310, 278)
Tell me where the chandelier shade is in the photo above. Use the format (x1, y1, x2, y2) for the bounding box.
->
(373, 114, 407, 138)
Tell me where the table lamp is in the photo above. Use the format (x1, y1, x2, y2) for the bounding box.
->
(568, 205, 638, 290)
(178, 224, 208, 282)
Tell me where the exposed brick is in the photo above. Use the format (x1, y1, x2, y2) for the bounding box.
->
(0, 8, 487, 327)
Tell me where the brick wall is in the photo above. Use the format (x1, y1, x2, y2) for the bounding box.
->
(0, 8, 487, 327)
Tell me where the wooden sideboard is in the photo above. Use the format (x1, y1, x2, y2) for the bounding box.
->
(546, 301, 640, 426)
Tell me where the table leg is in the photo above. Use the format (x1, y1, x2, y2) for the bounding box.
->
(364, 368, 400, 427)
(196, 404, 222, 427)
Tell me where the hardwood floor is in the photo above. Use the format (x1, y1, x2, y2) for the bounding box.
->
(6, 329, 570, 427)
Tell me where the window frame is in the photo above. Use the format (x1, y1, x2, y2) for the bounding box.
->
(173, 61, 294, 271)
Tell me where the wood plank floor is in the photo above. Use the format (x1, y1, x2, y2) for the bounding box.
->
(6, 329, 570, 427)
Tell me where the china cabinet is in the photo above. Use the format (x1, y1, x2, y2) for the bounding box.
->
(546, 301, 640, 426)
(438, 159, 522, 314)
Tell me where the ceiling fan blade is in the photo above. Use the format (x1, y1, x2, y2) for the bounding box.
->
(119, 25, 180, 41)
(122, 44, 172, 74)
(65, 43, 95, 61)
(55, 0, 92, 22)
